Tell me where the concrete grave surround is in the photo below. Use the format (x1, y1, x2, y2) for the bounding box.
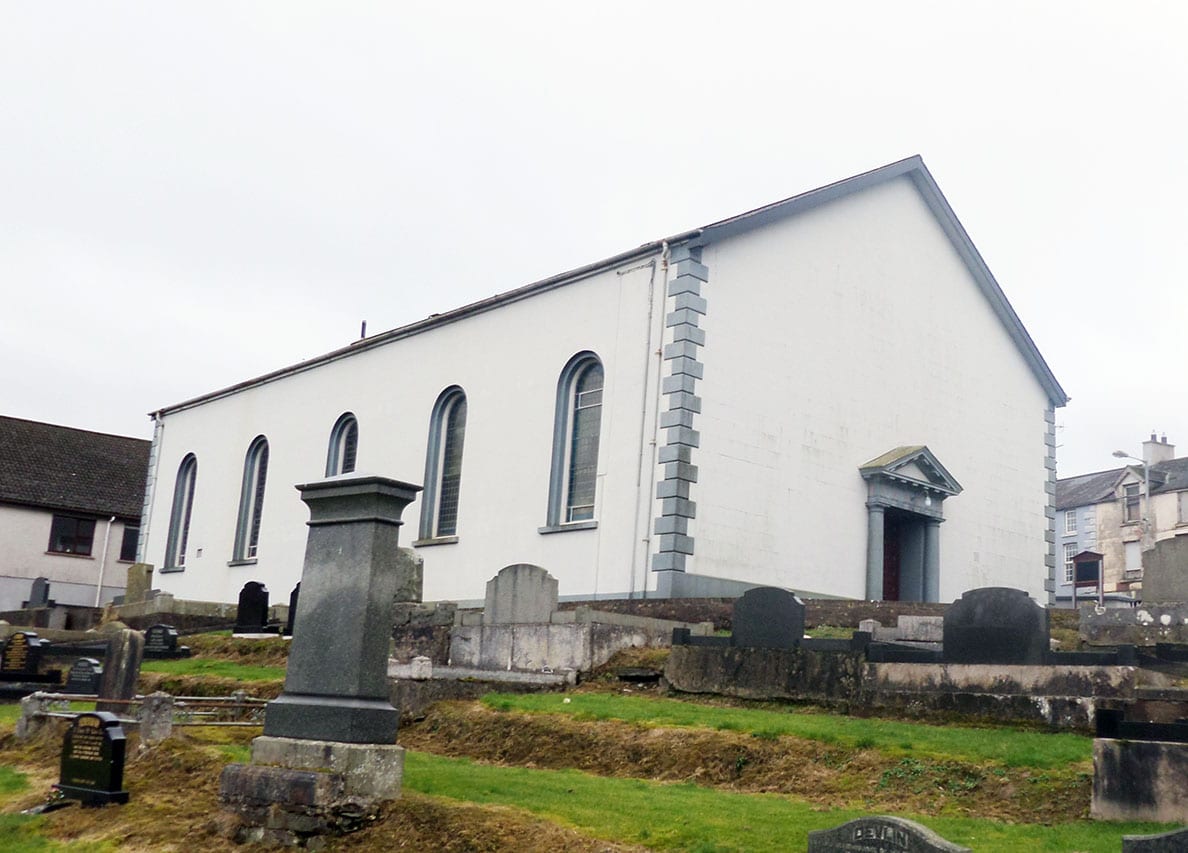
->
(1093, 738, 1188, 823)
(484, 564, 558, 625)
(942, 587, 1048, 664)
(731, 587, 805, 650)
(450, 564, 713, 673)
(1122, 826, 1188, 852)
(263, 474, 421, 744)
(807, 815, 970, 852)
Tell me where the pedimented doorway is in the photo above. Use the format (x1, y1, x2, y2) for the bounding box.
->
(860, 446, 962, 602)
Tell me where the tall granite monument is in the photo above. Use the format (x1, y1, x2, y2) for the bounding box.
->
(219, 474, 421, 845)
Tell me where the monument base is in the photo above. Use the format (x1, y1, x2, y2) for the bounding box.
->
(219, 736, 404, 847)
(53, 784, 129, 807)
(263, 693, 399, 743)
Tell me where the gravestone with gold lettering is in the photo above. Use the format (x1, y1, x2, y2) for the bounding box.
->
(0, 631, 59, 684)
(55, 712, 129, 806)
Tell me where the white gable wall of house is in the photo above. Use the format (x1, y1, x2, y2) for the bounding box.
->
(144, 260, 667, 604)
(690, 176, 1051, 601)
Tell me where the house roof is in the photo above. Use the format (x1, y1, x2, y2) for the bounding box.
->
(1056, 457, 1188, 510)
(0, 416, 150, 519)
(154, 155, 1068, 417)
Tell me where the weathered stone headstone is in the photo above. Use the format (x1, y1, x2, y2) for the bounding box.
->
(943, 587, 1048, 664)
(29, 577, 51, 608)
(96, 629, 144, 714)
(55, 711, 129, 805)
(65, 658, 103, 695)
(1123, 826, 1188, 851)
(124, 563, 154, 605)
(484, 564, 557, 625)
(234, 582, 270, 634)
(143, 624, 190, 659)
(807, 815, 970, 852)
(283, 583, 300, 637)
(732, 587, 805, 650)
(393, 547, 424, 603)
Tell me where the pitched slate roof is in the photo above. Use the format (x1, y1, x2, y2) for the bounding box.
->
(1056, 457, 1188, 510)
(155, 156, 1067, 418)
(0, 416, 150, 519)
(1055, 468, 1124, 511)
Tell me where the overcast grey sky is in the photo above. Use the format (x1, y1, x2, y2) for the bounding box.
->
(2, 2, 1185, 477)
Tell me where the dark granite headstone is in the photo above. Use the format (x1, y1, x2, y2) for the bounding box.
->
(1123, 826, 1188, 851)
(284, 583, 300, 638)
(0, 631, 58, 683)
(55, 712, 129, 806)
(29, 577, 50, 608)
(942, 587, 1048, 665)
(731, 587, 805, 650)
(807, 815, 970, 852)
(143, 624, 190, 659)
(234, 582, 270, 633)
(65, 658, 103, 695)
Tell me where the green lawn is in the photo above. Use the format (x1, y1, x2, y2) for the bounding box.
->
(405, 750, 1170, 853)
(139, 658, 285, 681)
(480, 693, 1091, 768)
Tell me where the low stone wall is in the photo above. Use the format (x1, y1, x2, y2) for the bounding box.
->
(111, 593, 289, 633)
(665, 646, 1157, 730)
(391, 602, 456, 664)
(1080, 602, 1188, 647)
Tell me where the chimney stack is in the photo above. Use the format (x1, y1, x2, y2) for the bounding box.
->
(1143, 432, 1176, 466)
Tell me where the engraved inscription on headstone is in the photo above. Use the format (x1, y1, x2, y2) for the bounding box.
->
(1, 631, 41, 679)
(65, 658, 103, 695)
(55, 712, 129, 805)
(142, 624, 190, 659)
(807, 815, 970, 853)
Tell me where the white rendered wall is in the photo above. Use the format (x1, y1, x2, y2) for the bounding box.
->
(144, 262, 665, 605)
(0, 504, 131, 609)
(689, 176, 1052, 601)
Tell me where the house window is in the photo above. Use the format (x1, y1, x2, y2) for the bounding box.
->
(1125, 541, 1142, 577)
(164, 454, 197, 569)
(418, 387, 467, 540)
(119, 525, 139, 562)
(1064, 510, 1077, 535)
(233, 437, 269, 562)
(545, 352, 604, 527)
(1180, 492, 1188, 524)
(1123, 483, 1141, 524)
(1063, 543, 1077, 583)
(48, 515, 96, 556)
(325, 413, 359, 476)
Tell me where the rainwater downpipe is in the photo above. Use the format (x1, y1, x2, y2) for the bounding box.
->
(95, 516, 116, 607)
(626, 241, 671, 598)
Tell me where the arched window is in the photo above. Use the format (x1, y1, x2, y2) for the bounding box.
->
(232, 436, 269, 562)
(325, 413, 359, 476)
(546, 352, 604, 526)
(418, 387, 467, 540)
(164, 454, 197, 570)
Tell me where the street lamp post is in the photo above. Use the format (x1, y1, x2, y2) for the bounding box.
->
(1112, 450, 1150, 595)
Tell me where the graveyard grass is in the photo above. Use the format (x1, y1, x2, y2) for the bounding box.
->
(0, 634, 1178, 850)
(479, 692, 1090, 768)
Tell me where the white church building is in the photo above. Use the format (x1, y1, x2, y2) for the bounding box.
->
(137, 156, 1067, 606)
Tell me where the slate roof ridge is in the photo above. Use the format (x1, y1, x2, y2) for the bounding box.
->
(152, 155, 1066, 417)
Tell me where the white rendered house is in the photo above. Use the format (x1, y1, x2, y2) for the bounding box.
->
(138, 156, 1067, 606)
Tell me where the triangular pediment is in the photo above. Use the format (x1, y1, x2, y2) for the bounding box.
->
(860, 445, 962, 496)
